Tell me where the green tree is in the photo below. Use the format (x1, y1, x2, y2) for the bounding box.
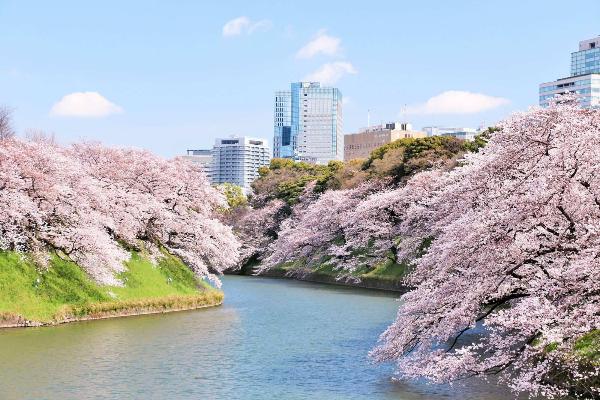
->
(217, 183, 247, 210)
(464, 127, 500, 153)
(364, 136, 467, 182)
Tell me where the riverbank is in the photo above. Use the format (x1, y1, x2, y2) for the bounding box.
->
(0, 292, 223, 328)
(0, 250, 223, 328)
(230, 259, 409, 292)
(0, 275, 519, 400)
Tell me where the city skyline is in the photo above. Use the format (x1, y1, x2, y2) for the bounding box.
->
(1, 1, 600, 157)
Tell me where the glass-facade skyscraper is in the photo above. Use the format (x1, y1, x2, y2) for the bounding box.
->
(274, 82, 343, 164)
(571, 37, 600, 76)
(540, 36, 600, 109)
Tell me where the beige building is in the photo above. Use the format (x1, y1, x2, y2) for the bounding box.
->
(182, 149, 213, 180)
(344, 122, 426, 160)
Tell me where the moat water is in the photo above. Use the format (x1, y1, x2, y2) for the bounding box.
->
(0, 275, 515, 399)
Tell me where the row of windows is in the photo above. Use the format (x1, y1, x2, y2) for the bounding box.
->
(214, 169, 265, 173)
(539, 92, 599, 101)
(214, 158, 270, 162)
(572, 61, 600, 69)
(214, 162, 270, 166)
(571, 48, 600, 59)
(214, 170, 266, 175)
(572, 62, 600, 70)
(214, 157, 270, 162)
(572, 68, 600, 76)
(215, 149, 269, 154)
(345, 142, 386, 150)
(539, 78, 598, 92)
(541, 87, 600, 98)
(214, 165, 270, 170)
(214, 175, 263, 179)
(214, 154, 270, 159)
(214, 156, 269, 159)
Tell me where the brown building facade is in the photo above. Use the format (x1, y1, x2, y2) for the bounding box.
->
(344, 122, 426, 161)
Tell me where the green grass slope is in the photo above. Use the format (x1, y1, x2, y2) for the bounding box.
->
(574, 330, 600, 366)
(266, 256, 408, 291)
(0, 250, 222, 324)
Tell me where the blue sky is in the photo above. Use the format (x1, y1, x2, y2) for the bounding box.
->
(1, 1, 599, 157)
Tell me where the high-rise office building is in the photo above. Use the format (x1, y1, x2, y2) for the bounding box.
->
(211, 136, 271, 193)
(344, 122, 426, 161)
(182, 149, 213, 180)
(274, 82, 343, 164)
(539, 36, 600, 109)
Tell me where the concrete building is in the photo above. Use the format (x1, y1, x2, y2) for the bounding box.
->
(274, 82, 343, 164)
(344, 122, 425, 161)
(182, 149, 213, 180)
(423, 126, 480, 141)
(211, 136, 271, 193)
(539, 36, 600, 109)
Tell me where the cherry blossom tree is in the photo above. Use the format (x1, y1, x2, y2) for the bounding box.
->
(0, 138, 239, 286)
(229, 199, 287, 267)
(261, 170, 446, 276)
(262, 180, 389, 275)
(72, 143, 241, 285)
(260, 99, 599, 396)
(372, 100, 600, 398)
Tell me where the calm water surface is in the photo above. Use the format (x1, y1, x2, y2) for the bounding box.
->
(0, 276, 515, 399)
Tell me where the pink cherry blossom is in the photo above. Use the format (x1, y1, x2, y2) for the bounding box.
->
(229, 199, 287, 266)
(373, 99, 600, 398)
(0, 138, 239, 286)
(260, 97, 599, 397)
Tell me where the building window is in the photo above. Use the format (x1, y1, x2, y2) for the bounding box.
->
(282, 126, 291, 146)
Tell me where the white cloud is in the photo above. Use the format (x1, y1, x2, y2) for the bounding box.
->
(50, 92, 123, 118)
(304, 62, 357, 85)
(296, 30, 341, 59)
(222, 16, 271, 37)
(405, 91, 510, 115)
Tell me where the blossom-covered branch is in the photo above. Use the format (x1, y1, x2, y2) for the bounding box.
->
(373, 100, 600, 398)
(0, 138, 239, 285)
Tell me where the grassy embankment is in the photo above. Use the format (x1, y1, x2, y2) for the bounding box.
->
(574, 330, 600, 365)
(258, 239, 434, 291)
(0, 250, 222, 326)
(263, 256, 408, 291)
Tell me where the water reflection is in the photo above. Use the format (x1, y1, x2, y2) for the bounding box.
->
(0, 276, 517, 399)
